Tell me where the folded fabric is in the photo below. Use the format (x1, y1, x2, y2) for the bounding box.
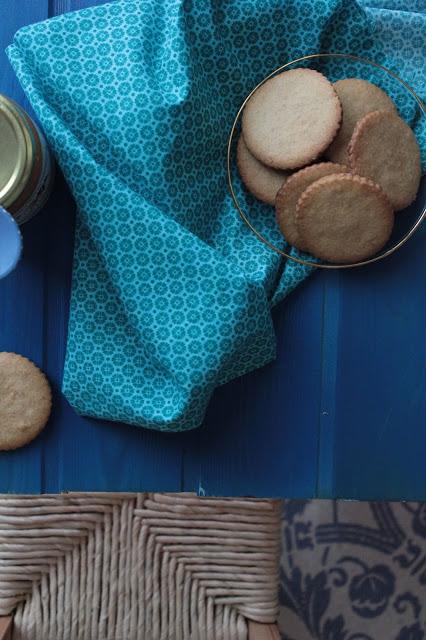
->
(7, 0, 425, 431)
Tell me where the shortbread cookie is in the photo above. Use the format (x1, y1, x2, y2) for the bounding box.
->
(296, 173, 394, 263)
(242, 68, 342, 170)
(275, 162, 350, 250)
(325, 79, 397, 164)
(0, 352, 52, 450)
(348, 110, 421, 210)
(237, 135, 288, 205)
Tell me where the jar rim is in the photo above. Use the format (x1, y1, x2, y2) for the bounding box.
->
(0, 95, 35, 208)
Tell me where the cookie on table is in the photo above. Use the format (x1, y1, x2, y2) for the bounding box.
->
(325, 79, 398, 165)
(296, 173, 394, 264)
(242, 68, 342, 170)
(348, 110, 421, 211)
(237, 135, 288, 205)
(275, 162, 350, 251)
(0, 352, 52, 450)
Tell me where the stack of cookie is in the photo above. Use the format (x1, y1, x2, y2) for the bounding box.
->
(238, 69, 422, 264)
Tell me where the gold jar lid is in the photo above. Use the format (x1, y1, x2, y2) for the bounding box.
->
(0, 95, 34, 209)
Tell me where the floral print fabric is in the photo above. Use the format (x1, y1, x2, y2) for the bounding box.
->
(280, 500, 426, 639)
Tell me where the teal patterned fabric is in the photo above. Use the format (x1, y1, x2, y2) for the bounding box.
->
(7, 0, 425, 431)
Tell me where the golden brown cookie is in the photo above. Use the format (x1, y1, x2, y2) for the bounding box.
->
(242, 68, 342, 170)
(296, 173, 394, 263)
(348, 110, 421, 211)
(237, 135, 288, 205)
(275, 162, 350, 250)
(325, 79, 397, 164)
(0, 352, 52, 450)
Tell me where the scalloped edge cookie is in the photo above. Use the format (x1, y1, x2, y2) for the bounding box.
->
(242, 68, 342, 170)
(275, 161, 350, 250)
(237, 134, 288, 205)
(296, 173, 394, 263)
(348, 110, 421, 211)
(325, 78, 398, 165)
(0, 352, 52, 450)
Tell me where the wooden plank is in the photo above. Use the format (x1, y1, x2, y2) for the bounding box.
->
(316, 271, 341, 497)
(248, 622, 280, 640)
(52, 0, 112, 13)
(0, 617, 12, 640)
(319, 177, 426, 500)
(0, 1, 49, 493)
(182, 275, 323, 497)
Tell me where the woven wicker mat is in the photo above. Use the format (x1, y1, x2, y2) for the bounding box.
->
(0, 493, 281, 640)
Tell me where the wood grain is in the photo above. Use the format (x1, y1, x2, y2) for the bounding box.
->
(182, 276, 323, 497)
(248, 622, 281, 640)
(0, 617, 12, 640)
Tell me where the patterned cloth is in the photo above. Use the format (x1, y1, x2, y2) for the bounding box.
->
(7, 0, 425, 431)
(280, 500, 426, 640)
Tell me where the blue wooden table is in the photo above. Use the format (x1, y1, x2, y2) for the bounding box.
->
(0, 0, 425, 499)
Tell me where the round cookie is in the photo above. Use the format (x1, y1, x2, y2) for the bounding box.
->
(0, 352, 52, 450)
(348, 110, 421, 211)
(325, 79, 397, 165)
(296, 173, 394, 264)
(237, 135, 288, 205)
(275, 162, 350, 250)
(242, 68, 342, 170)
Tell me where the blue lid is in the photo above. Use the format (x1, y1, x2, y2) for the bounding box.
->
(0, 207, 22, 278)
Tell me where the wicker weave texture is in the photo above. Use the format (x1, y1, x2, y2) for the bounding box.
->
(0, 493, 281, 640)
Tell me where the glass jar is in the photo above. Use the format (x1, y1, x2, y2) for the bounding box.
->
(0, 94, 54, 225)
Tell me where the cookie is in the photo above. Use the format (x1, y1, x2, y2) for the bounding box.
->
(325, 79, 397, 165)
(237, 134, 288, 205)
(348, 110, 421, 211)
(296, 173, 394, 263)
(242, 68, 342, 170)
(0, 352, 52, 450)
(275, 162, 350, 250)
